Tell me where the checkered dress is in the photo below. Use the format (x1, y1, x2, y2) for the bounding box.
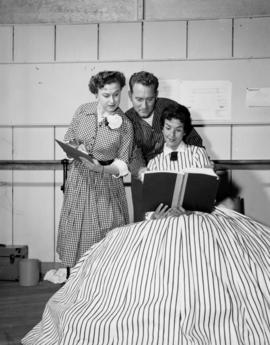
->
(56, 102, 134, 267)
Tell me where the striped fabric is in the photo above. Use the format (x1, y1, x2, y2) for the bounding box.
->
(22, 138, 270, 344)
(147, 144, 211, 172)
(22, 208, 270, 345)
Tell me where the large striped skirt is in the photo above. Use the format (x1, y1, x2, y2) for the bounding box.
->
(22, 207, 270, 345)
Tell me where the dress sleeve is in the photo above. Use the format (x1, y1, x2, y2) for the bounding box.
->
(129, 146, 147, 177)
(194, 147, 212, 167)
(118, 117, 134, 163)
(147, 157, 158, 171)
(113, 116, 134, 177)
(63, 105, 83, 144)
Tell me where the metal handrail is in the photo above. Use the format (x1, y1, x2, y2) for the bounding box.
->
(1, 159, 270, 193)
(1, 159, 270, 170)
(213, 160, 270, 170)
(0, 160, 64, 170)
(0, 159, 69, 192)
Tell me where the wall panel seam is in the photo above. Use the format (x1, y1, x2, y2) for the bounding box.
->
(232, 18, 234, 58)
(186, 21, 189, 59)
(141, 21, 144, 59)
(97, 23, 100, 60)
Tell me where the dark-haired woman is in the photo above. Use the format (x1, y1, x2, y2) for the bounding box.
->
(56, 70, 134, 268)
(146, 103, 209, 172)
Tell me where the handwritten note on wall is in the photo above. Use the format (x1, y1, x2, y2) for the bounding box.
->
(246, 88, 270, 107)
(159, 80, 232, 121)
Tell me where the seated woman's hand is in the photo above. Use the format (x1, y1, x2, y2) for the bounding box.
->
(168, 207, 193, 217)
(151, 203, 170, 220)
(138, 167, 148, 182)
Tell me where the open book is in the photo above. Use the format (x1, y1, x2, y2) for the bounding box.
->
(55, 139, 93, 163)
(142, 168, 219, 213)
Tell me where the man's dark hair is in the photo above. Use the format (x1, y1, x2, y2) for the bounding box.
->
(129, 71, 159, 93)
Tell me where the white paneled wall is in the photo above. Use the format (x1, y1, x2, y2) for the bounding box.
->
(13, 127, 54, 160)
(1, 16, 270, 262)
(196, 125, 232, 159)
(99, 23, 141, 60)
(0, 171, 12, 244)
(14, 25, 54, 62)
(188, 19, 232, 59)
(56, 24, 98, 61)
(13, 170, 55, 260)
(0, 127, 12, 159)
(0, 26, 13, 62)
(143, 21, 186, 59)
(234, 17, 270, 58)
(0, 128, 12, 244)
(232, 125, 270, 159)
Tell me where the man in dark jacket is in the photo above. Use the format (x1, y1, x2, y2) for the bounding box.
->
(125, 71, 203, 221)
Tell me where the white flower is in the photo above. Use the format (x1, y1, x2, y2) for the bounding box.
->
(106, 114, 122, 129)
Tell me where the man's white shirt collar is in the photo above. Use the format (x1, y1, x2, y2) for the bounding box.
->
(142, 112, 154, 126)
(163, 141, 187, 157)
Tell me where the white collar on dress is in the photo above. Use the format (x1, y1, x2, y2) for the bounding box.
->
(163, 141, 187, 157)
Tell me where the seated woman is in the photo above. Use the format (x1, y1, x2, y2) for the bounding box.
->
(140, 103, 213, 219)
(22, 104, 270, 345)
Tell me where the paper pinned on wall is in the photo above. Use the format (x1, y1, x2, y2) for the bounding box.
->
(158, 79, 182, 103)
(246, 88, 270, 107)
(179, 80, 232, 121)
(158, 79, 232, 121)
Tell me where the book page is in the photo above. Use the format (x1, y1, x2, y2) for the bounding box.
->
(178, 173, 189, 208)
(183, 167, 217, 176)
(179, 80, 232, 121)
(171, 173, 184, 208)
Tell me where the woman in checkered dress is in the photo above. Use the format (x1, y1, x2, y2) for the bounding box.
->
(56, 71, 134, 267)
(22, 104, 270, 345)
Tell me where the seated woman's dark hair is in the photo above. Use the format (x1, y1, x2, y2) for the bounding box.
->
(129, 71, 159, 94)
(160, 103, 193, 137)
(89, 71, 126, 94)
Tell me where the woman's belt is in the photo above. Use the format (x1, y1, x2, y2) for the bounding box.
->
(98, 159, 114, 166)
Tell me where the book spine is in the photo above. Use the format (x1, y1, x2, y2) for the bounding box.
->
(171, 174, 184, 208)
(178, 173, 188, 208)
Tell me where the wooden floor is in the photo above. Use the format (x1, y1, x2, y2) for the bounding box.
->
(0, 280, 61, 345)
